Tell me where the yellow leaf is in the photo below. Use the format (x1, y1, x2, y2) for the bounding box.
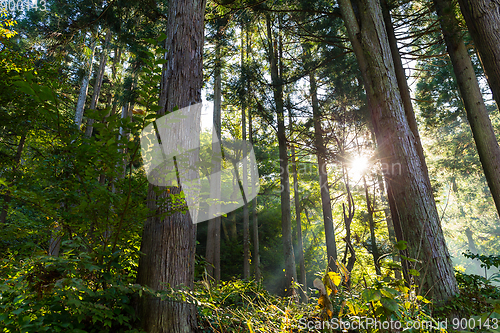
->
(328, 272, 342, 286)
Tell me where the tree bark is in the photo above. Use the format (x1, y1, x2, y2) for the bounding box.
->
(291, 144, 307, 302)
(205, 27, 222, 284)
(339, 0, 458, 303)
(266, 13, 297, 296)
(75, 31, 97, 128)
(85, 29, 112, 138)
(434, 0, 500, 220)
(380, 0, 428, 175)
(310, 69, 338, 273)
(458, 0, 500, 111)
(363, 175, 380, 275)
(136, 0, 206, 332)
(241, 23, 250, 280)
(249, 94, 261, 281)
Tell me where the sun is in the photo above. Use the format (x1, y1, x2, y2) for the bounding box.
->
(349, 155, 370, 180)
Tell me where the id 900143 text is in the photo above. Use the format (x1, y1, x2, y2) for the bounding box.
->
(1, 0, 47, 12)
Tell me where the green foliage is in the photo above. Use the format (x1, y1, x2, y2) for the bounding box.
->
(0, 246, 147, 332)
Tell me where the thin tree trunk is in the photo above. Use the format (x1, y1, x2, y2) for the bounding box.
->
(363, 175, 380, 275)
(205, 27, 222, 284)
(435, 0, 500, 220)
(291, 144, 307, 302)
(339, 0, 458, 303)
(136, 0, 206, 331)
(377, 174, 402, 279)
(85, 29, 112, 138)
(458, 0, 500, 111)
(75, 31, 98, 128)
(309, 68, 338, 273)
(249, 101, 260, 283)
(248, 34, 261, 283)
(241, 23, 250, 280)
(266, 13, 297, 296)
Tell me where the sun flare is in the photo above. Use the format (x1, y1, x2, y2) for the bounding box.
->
(349, 155, 370, 180)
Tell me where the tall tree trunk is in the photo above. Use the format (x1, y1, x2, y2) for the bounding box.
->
(458, 0, 500, 111)
(291, 144, 307, 302)
(205, 27, 222, 284)
(309, 68, 338, 273)
(363, 175, 381, 275)
(85, 29, 112, 138)
(434, 0, 500, 220)
(75, 31, 98, 128)
(339, 0, 458, 303)
(266, 13, 297, 296)
(248, 35, 261, 283)
(380, 0, 428, 174)
(377, 174, 402, 279)
(136, 0, 206, 332)
(241, 23, 250, 280)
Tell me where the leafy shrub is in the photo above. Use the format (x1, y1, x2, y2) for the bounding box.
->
(0, 245, 147, 333)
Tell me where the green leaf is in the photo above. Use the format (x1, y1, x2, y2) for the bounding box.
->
(394, 240, 407, 250)
(409, 269, 420, 276)
(362, 288, 381, 302)
(13, 81, 35, 96)
(157, 32, 167, 42)
(38, 85, 55, 103)
(380, 297, 399, 312)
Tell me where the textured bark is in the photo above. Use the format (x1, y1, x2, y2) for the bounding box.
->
(136, 0, 206, 332)
(75, 33, 97, 128)
(310, 70, 338, 273)
(381, 0, 428, 176)
(458, 0, 500, 110)
(205, 30, 222, 284)
(339, 0, 458, 303)
(442, 0, 500, 219)
(85, 29, 112, 138)
(266, 13, 297, 296)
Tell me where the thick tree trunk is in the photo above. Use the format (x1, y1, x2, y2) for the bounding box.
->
(266, 13, 297, 296)
(85, 29, 112, 138)
(75, 32, 97, 128)
(205, 31, 222, 284)
(435, 0, 500, 219)
(136, 1, 206, 332)
(339, 0, 458, 303)
(458, 0, 500, 111)
(310, 70, 338, 273)
(380, 0, 428, 175)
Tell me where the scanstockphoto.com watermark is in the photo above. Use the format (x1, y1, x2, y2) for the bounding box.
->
(298, 316, 499, 331)
(275, 159, 402, 178)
